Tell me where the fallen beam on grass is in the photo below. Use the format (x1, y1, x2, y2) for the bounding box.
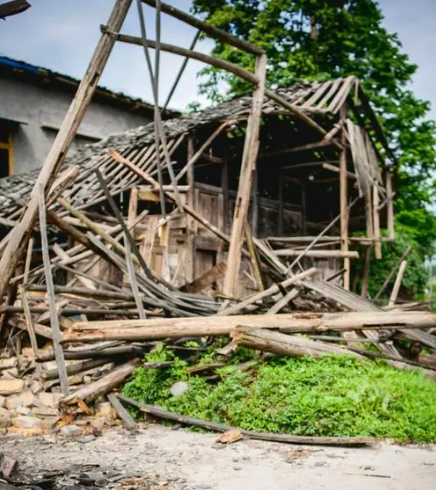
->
(117, 394, 376, 447)
(61, 311, 436, 343)
(231, 326, 363, 359)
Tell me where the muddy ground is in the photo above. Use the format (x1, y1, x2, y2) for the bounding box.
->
(2, 424, 435, 490)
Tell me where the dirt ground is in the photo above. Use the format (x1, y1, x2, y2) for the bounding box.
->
(2, 424, 435, 490)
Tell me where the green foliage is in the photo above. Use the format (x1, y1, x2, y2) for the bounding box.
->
(352, 225, 428, 298)
(123, 344, 188, 407)
(191, 0, 436, 252)
(123, 352, 436, 443)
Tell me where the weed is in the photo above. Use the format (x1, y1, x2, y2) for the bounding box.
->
(123, 349, 436, 443)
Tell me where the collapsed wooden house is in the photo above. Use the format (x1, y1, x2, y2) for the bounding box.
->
(0, 1, 435, 447)
(0, 76, 394, 297)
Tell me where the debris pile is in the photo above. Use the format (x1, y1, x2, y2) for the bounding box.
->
(0, 0, 435, 447)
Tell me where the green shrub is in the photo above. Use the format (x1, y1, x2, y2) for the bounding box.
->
(123, 349, 436, 443)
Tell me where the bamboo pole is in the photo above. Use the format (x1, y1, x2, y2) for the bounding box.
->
(163, 30, 200, 110)
(38, 185, 69, 396)
(140, 0, 264, 55)
(223, 54, 266, 296)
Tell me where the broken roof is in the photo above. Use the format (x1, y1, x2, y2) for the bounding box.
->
(0, 76, 391, 226)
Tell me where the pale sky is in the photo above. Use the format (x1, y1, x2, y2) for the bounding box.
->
(0, 0, 435, 122)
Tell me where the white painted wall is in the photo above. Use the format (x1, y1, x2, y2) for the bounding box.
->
(0, 77, 153, 174)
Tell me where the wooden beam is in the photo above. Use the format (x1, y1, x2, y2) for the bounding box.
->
(389, 260, 408, 306)
(275, 250, 359, 259)
(339, 108, 350, 289)
(232, 326, 362, 360)
(113, 32, 259, 86)
(0, 0, 133, 304)
(37, 185, 70, 396)
(223, 54, 266, 296)
(62, 311, 436, 343)
(140, 0, 264, 55)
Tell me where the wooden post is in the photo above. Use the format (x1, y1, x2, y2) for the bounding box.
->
(386, 170, 394, 240)
(186, 136, 195, 282)
(0, 0, 133, 304)
(339, 109, 350, 290)
(38, 185, 70, 396)
(373, 183, 382, 259)
(223, 53, 266, 296)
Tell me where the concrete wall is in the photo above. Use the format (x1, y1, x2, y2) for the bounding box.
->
(0, 77, 153, 175)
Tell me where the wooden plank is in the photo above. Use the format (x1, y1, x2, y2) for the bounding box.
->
(37, 184, 70, 396)
(62, 359, 139, 405)
(223, 53, 266, 296)
(0, 0, 133, 304)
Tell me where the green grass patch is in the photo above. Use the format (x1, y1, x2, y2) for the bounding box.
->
(122, 346, 436, 443)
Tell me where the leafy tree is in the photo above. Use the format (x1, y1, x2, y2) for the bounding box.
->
(191, 0, 436, 256)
